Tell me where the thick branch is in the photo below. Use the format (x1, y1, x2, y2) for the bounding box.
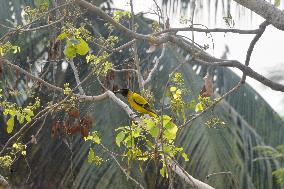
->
(74, 0, 149, 41)
(0, 175, 9, 189)
(170, 159, 215, 189)
(233, 0, 284, 31)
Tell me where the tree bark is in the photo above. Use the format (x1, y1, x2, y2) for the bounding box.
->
(233, 0, 284, 31)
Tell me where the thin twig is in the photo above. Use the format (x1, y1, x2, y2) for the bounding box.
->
(100, 144, 145, 189)
(143, 44, 166, 87)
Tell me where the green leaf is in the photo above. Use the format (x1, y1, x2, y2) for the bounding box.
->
(7, 117, 14, 134)
(25, 115, 31, 123)
(170, 86, 177, 92)
(164, 121, 178, 140)
(162, 115, 172, 126)
(23, 108, 34, 117)
(144, 118, 159, 137)
(195, 102, 204, 112)
(57, 32, 68, 40)
(34, 0, 49, 8)
(18, 115, 25, 124)
(76, 38, 89, 55)
(160, 166, 168, 178)
(181, 152, 189, 161)
(84, 131, 101, 144)
(116, 132, 125, 147)
(273, 168, 284, 185)
(87, 148, 95, 163)
(64, 44, 76, 59)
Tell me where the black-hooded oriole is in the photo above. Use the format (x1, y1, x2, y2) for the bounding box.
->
(115, 89, 157, 118)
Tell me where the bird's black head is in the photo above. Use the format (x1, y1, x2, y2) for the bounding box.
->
(114, 88, 129, 97)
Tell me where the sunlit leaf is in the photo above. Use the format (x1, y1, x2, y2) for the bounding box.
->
(25, 115, 31, 123)
(76, 38, 89, 55)
(162, 115, 172, 126)
(170, 86, 177, 92)
(87, 148, 95, 163)
(181, 152, 189, 161)
(115, 132, 125, 147)
(164, 120, 178, 140)
(144, 118, 159, 137)
(57, 32, 68, 40)
(64, 44, 76, 59)
(7, 116, 14, 134)
(195, 102, 203, 112)
(84, 131, 101, 144)
(24, 108, 34, 117)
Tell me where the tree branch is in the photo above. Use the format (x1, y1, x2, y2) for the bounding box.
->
(69, 59, 85, 95)
(0, 58, 64, 93)
(143, 44, 166, 87)
(233, 0, 284, 31)
(170, 159, 215, 189)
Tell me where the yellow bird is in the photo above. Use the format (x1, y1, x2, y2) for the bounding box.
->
(115, 89, 158, 118)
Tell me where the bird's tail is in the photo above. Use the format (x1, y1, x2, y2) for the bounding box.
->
(148, 110, 158, 118)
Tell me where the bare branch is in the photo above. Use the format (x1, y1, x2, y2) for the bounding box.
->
(69, 59, 85, 95)
(241, 21, 269, 82)
(0, 175, 10, 189)
(154, 27, 260, 36)
(0, 58, 64, 93)
(100, 144, 145, 189)
(143, 44, 166, 87)
(74, 0, 149, 41)
(233, 0, 284, 31)
(170, 159, 215, 189)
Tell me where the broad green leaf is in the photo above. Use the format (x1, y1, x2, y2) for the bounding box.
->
(195, 102, 204, 112)
(144, 118, 159, 137)
(76, 38, 89, 55)
(64, 44, 76, 59)
(164, 121, 178, 140)
(115, 132, 125, 147)
(124, 136, 134, 148)
(162, 115, 172, 126)
(57, 32, 68, 40)
(7, 116, 14, 134)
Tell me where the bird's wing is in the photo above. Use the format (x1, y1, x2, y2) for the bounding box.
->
(132, 93, 156, 114)
(132, 93, 148, 105)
